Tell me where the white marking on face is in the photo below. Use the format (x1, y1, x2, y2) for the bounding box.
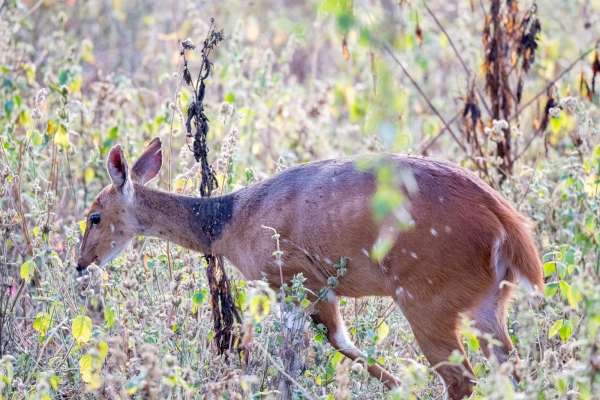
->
(430, 228, 437, 236)
(411, 252, 418, 259)
(110, 241, 116, 248)
(110, 224, 115, 233)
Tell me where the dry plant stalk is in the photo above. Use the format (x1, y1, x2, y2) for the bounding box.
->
(480, 0, 541, 181)
(179, 20, 241, 353)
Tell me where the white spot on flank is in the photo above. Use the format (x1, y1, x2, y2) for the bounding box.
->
(315, 254, 321, 261)
(445, 226, 451, 233)
(389, 226, 395, 232)
(401, 248, 406, 254)
(324, 258, 332, 265)
(430, 228, 437, 236)
(439, 196, 444, 203)
(411, 252, 418, 259)
(361, 248, 369, 257)
(302, 249, 309, 255)
(281, 238, 289, 243)
(394, 275, 399, 282)
(110, 241, 116, 248)
(396, 286, 404, 296)
(427, 279, 433, 284)
(407, 291, 414, 300)
(110, 224, 115, 233)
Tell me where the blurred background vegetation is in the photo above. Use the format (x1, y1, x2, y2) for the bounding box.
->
(1, 0, 599, 398)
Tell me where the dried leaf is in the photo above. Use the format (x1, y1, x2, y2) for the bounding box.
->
(415, 22, 423, 47)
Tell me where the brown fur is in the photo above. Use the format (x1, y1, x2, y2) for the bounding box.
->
(78, 138, 544, 399)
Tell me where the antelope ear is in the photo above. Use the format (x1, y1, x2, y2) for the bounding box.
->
(107, 145, 132, 194)
(131, 137, 162, 185)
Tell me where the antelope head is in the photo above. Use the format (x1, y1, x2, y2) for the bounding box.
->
(77, 137, 162, 273)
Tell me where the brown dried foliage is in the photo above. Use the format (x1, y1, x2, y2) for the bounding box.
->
(481, 0, 541, 181)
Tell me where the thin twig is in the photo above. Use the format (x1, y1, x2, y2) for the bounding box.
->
(255, 341, 315, 400)
(508, 44, 598, 123)
(420, 110, 461, 154)
(382, 44, 467, 153)
(516, 130, 548, 210)
(422, 0, 492, 117)
(381, 44, 492, 179)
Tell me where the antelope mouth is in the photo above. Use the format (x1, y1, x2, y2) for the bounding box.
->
(76, 256, 98, 276)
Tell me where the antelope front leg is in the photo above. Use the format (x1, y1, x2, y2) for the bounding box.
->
(311, 292, 401, 390)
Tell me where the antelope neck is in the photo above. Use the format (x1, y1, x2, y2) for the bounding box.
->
(131, 184, 236, 254)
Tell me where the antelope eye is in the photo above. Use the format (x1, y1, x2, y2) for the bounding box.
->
(90, 214, 101, 225)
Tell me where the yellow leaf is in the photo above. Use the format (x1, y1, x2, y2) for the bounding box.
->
(70, 76, 82, 93)
(72, 315, 93, 345)
(249, 295, 270, 323)
(20, 260, 35, 282)
(567, 285, 582, 311)
(98, 341, 109, 361)
(33, 312, 52, 336)
(376, 319, 389, 342)
(84, 168, 95, 184)
(78, 220, 87, 234)
(55, 123, 70, 148)
(79, 353, 100, 386)
(81, 38, 95, 64)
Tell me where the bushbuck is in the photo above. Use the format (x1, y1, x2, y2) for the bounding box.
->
(77, 137, 543, 399)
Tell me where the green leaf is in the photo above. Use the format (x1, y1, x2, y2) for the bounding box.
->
(559, 319, 574, 342)
(555, 376, 568, 395)
(543, 261, 556, 277)
(544, 282, 559, 297)
(224, 92, 235, 103)
(4, 100, 14, 115)
(192, 291, 204, 307)
(20, 260, 35, 282)
(330, 351, 343, 367)
(548, 319, 563, 339)
(104, 306, 115, 328)
(371, 237, 393, 261)
(301, 299, 311, 308)
(474, 363, 486, 378)
(559, 281, 570, 300)
(72, 315, 93, 344)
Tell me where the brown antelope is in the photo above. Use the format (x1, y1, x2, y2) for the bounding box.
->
(77, 137, 544, 399)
